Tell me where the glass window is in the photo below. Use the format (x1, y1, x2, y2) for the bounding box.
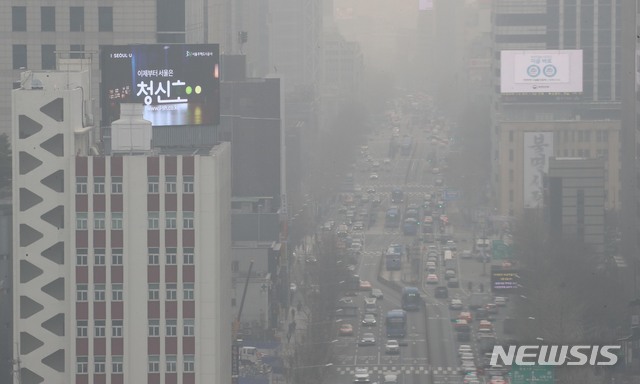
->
(184, 319, 195, 336)
(76, 176, 87, 194)
(183, 248, 194, 264)
(70, 44, 85, 60)
(94, 356, 106, 373)
(112, 212, 123, 229)
(508, 130, 514, 142)
(112, 284, 123, 301)
(112, 249, 123, 265)
(166, 212, 177, 229)
(148, 248, 160, 265)
(509, 150, 514, 162)
(584, 130, 591, 142)
(112, 356, 123, 373)
(94, 320, 106, 337)
(148, 320, 160, 336)
(13, 45, 27, 70)
(166, 284, 177, 300)
(94, 284, 106, 301)
(98, 7, 113, 32)
(94, 176, 105, 194)
(41, 7, 55, 32)
(148, 355, 160, 372)
(183, 283, 194, 300)
(149, 283, 160, 300)
(166, 319, 177, 336)
(70, 6, 84, 32)
(77, 320, 88, 337)
(166, 355, 177, 372)
(183, 212, 194, 228)
(148, 212, 159, 229)
(76, 284, 88, 301)
(148, 176, 159, 193)
(166, 176, 177, 193)
(94, 212, 106, 229)
(112, 320, 123, 337)
(166, 248, 177, 265)
(94, 249, 106, 265)
(41, 45, 56, 70)
(111, 176, 122, 194)
(12, 7, 27, 32)
(76, 248, 88, 265)
(183, 176, 194, 193)
(184, 355, 195, 372)
(509, 169, 514, 182)
(77, 357, 88, 374)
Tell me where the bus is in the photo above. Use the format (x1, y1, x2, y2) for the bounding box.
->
(385, 244, 403, 270)
(402, 218, 418, 236)
(401, 287, 421, 311)
(385, 207, 401, 228)
(391, 188, 404, 204)
(386, 309, 407, 338)
(401, 136, 412, 156)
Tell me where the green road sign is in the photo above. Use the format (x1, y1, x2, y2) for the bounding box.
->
(509, 365, 555, 384)
(492, 240, 512, 260)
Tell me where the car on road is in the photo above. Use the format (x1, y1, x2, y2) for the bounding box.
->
(446, 240, 457, 250)
(382, 373, 398, 384)
(359, 333, 376, 346)
(489, 376, 507, 384)
(385, 339, 400, 354)
(479, 320, 493, 330)
(362, 314, 377, 326)
(484, 303, 498, 314)
(354, 367, 371, 383)
(369, 173, 379, 180)
(459, 361, 477, 375)
(435, 178, 444, 186)
(289, 283, 297, 292)
(426, 274, 439, 284)
(338, 297, 354, 304)
(339, 323, 354, 336)
(449, 298, 463, 310)
(352, 221, 365, 231)
(458, 345, 473, 355)
(427, 255, 438, 265)
(425, 261, 436, 270)
(435, 286, 449, 298)
(367, 187, 376, 194)
(305, 256, 317, 264)
(460, 352, 475, 363)
(359, 280, 373, 291)
(372, 197, 382, 206)
(459, 311, 473, 322)
(447, 278, 460, 288)
(461, 250, 472, 259)
(371, 288, 384, 299)
(432, 167, 440, 174)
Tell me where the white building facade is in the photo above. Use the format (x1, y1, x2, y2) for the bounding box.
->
(12, 70, 231, 384)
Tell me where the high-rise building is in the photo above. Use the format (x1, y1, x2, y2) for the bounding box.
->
(12, 69, 231, 384)
(2, 1, 225, 138)
(490, 0, 622, 217)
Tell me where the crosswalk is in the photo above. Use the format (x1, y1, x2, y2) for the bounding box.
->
(335, 365, 460, 375)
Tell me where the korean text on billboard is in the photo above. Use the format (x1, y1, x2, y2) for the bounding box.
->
(523, 132, 554, 209)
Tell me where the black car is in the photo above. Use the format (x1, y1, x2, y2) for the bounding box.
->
(434, 286, 448, 298)
(447, 278, 460, 288)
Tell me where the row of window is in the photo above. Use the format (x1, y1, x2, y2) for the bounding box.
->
(76, 283, 195, 302)
(77, 248, 196, 266)
(76, 211, 195, 230)
(76, 176, 194, 195)
(77, 354, 195, 374)
(77, 319, 195, 339)
(12, 6, 113, 33)
(508, 129, 611, 143)
(12, 44, 86, 70)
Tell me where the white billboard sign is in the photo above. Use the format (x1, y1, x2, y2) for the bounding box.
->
(419, 0, 433, 11)
(523, 132, 554, 209)
(501, 50, 583, 93)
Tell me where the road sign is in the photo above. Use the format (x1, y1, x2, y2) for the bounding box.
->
(442, 189, 462, 201)
(509, 365, 554, 384)
(492, 240, 512, 260)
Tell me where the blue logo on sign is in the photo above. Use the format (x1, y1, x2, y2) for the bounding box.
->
(543, 64, 557, 77)
(527, 65, 541, 77)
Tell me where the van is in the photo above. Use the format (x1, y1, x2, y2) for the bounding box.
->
(364, 297, 377, 315)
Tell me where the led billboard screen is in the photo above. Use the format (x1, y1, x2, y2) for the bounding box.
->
(501, 50, 583, 94)
(523, 132, 554, 209)
(491, 268, 519, 291)
(101, 44, 220, 126)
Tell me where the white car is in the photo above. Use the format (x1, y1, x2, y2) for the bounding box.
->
(362, 314, 377, 326)
(449, 299, 463, 310)
(289, 283, 297, 292)
(426, 274, 439, 284)
(460, 352, 475, 362)
(369, 173, 379, 180)
(371, 288, 384, 299)
(359, 333, 376, 346)
(458, 344, 473, 355)
(354, 367, 371, 382)
(385, 339, 400, 354)
(461, 250, 472, 259)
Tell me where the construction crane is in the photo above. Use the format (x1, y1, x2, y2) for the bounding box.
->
(232, 260, 254, 384)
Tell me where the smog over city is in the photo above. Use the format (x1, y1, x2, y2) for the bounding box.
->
(1, 1, 639, 384)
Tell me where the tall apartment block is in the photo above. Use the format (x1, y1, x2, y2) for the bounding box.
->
(12, 69, 231, 384)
